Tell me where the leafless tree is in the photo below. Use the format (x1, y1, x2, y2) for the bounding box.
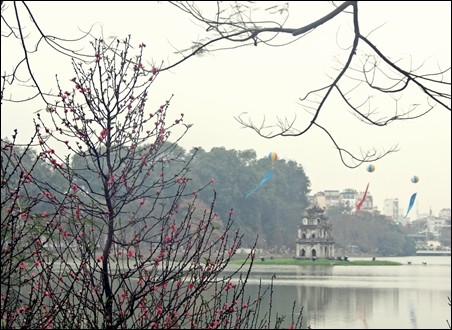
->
(2, 2, 450, 168)
(166, 1, 451, 167)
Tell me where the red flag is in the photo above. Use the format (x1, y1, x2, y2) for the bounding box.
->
(356, 183, 369, 211)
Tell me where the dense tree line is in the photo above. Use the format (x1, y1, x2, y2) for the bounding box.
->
(327, 205, 417, 256)
(4, 141, 417, 256)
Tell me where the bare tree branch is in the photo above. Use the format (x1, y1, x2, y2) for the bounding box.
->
(167, 1, 451, 167)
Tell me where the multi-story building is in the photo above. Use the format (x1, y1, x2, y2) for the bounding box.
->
(383, 198, 399, 220)
(314, 188, 373, 211)
(339, 189, 357, 210)
(438, 208, 451, 219)
(314, 190, 340, 209)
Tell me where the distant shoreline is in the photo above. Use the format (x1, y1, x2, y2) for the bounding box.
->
(415, 250, 451, 256)
(229, 258, 402, 266)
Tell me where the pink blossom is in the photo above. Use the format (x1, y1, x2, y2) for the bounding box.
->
(99, 128, 108, 141)
(42, 211, 49, 217)
(18, 305, 28, 313)
(43, 319, 53, 329)
(225, 281, 234, 291)
(19, 261, 26, 270)
(127, 248, 135, 258)
(229, 209, 235, 216)
(141, 307, 150, 318)
(139, 298, 147, 308)
(23, 172, 31, 183)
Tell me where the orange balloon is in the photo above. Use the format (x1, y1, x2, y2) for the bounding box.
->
(268, 152, 278, 161)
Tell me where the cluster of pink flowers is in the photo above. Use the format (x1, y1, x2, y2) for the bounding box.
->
(224, 281, 235, 291)
(98, 128, 109, 142)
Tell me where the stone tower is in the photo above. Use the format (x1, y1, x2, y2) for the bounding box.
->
(296, 205, 335, 259)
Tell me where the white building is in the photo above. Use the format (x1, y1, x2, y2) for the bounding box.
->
(383, 198, 400, 220)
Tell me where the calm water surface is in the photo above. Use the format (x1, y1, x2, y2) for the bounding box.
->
(223, 256, 451, 329)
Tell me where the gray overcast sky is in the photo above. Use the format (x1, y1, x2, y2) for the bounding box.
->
(1, 1, 451, 218)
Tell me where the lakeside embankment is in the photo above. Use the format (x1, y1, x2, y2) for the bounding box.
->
(229, 257, 402, 266)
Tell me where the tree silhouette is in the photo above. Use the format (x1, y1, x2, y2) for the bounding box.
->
(166, 1, 451, 167)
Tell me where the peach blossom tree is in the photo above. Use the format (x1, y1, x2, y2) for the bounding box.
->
(1, 36, 304, 329)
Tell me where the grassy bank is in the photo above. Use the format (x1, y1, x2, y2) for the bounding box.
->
(229, 257, 402, 266)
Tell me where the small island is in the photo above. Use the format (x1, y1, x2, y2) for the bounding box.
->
(230, 205, 404, 266)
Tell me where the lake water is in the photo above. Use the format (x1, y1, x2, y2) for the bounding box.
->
(223, 256, 451, 329)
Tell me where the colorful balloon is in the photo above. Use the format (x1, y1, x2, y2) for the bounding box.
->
(268, 152, 278, 161)
(411, 175, 419, 183)
(366, 164, 375, 173)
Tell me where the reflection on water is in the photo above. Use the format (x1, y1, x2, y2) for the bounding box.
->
(224, 256, 451, 329)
